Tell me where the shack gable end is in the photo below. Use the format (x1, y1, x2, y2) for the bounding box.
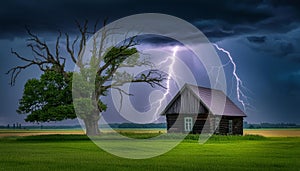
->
(164, 87, 208, 114)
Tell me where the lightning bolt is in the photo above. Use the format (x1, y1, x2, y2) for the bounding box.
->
(212, 43, 252, 111)
(149, 44, 251, 121)
(150, 46, 178, 121)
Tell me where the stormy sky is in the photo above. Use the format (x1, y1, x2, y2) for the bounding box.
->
(0, 0, 300, 125)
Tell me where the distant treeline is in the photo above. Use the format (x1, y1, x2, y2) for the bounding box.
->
(1, 122, 299, 129)
(105, 123, 166, 129)
(0, 123, 167, 129)
(244, 122, 300, 129)
(0, 124, 81, 129)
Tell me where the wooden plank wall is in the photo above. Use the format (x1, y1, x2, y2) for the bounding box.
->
(166, 114, 243, 135)
(165, 89, 208, 114)
(218, 116, 243, 135)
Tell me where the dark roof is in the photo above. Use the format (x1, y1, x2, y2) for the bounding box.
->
(163, 84, 247, 117)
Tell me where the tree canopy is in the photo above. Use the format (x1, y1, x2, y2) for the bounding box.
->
(17, 70, 75, 122)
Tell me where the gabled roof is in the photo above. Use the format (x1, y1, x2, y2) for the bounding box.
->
(162, 84, 247, 117)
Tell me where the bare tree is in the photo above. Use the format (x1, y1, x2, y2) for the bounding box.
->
(7, 20, 166, 135)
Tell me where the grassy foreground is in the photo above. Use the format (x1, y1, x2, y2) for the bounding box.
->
(0, 134, 299, 171)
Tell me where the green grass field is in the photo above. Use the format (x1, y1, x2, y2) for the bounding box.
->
(0, 133, 299, 171)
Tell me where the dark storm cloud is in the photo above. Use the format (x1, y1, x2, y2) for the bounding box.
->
(192, 0, 300, 40)
(135, 35, 186, 48)
(246, 36, 266, 43)
(1, 0, 300, 40)
(244, 27, 300, 63)
(238, 25, 300, 123)
(136, 35, 179, 47)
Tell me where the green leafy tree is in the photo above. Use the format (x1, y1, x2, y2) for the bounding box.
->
(17, 70, 75, 122)
(8, 20, 165, 135)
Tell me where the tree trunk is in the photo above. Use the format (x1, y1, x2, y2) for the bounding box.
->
(83, 117, 100, 136)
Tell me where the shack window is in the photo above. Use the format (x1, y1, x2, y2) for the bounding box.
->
(184, 117, 193, 132)
(228, 120, 233, 134)
(215, 116, 221, 134)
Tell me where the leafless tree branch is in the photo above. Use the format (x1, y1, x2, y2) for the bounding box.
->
(65, 33, 78, 64)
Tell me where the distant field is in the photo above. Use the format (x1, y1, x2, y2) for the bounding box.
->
(0, 128, 299, 137)
(244, 128, 300, 137)
(0, 134, 299, 171)
(0, 128, 166, 137)
(0, 129, 85, 137)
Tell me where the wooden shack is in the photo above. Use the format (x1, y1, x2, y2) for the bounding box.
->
(162, 84, 246, 135)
